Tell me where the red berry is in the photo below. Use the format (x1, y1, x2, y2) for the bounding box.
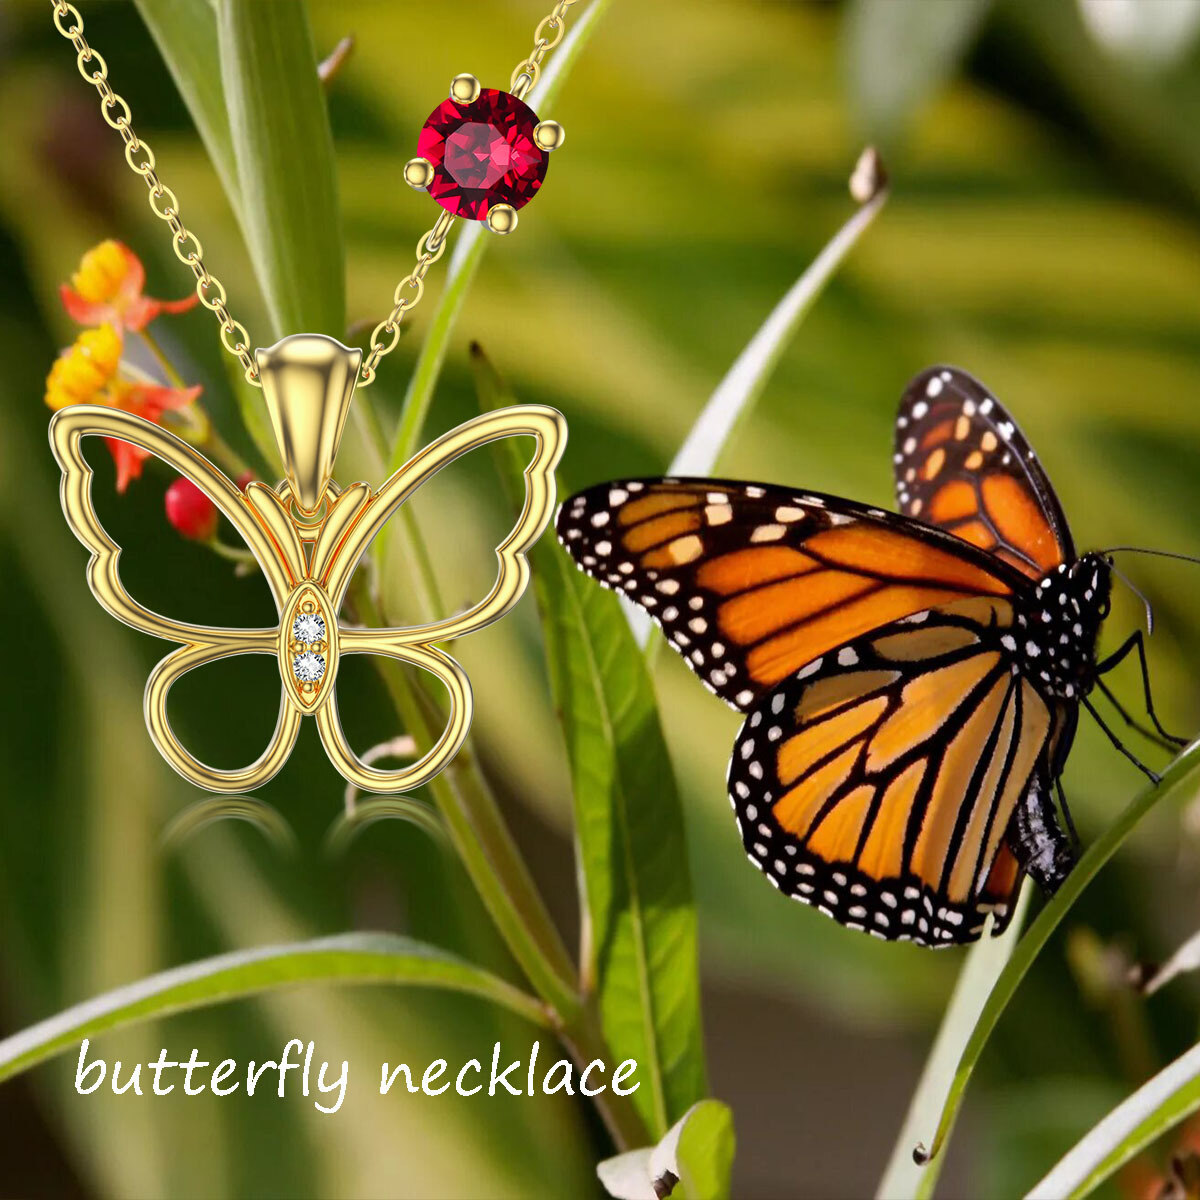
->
(417, 88, 548, 220)
(165, 477, 218, 542)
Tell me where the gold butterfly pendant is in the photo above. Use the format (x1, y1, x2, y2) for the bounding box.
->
(50, 334, 565, 795)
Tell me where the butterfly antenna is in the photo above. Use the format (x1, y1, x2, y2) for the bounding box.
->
(1102, 546, 1200, 568)
(1082, 695, 1162, 785)
(1108, 561, 1155, 635)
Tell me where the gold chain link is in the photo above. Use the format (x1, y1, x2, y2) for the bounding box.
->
(511, 1, 577, 98)
(360, 210, 454, 385)
(50, 0, 579, 389)
(51, 0, 260, 383)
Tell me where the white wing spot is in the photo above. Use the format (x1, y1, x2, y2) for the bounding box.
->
(750, 524, 786, 543)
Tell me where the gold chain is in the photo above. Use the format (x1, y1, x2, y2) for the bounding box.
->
(511, 1, 577, 98)
(49, 0, 579, 389)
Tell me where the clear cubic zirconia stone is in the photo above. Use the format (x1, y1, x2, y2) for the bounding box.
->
(293, 652, 326, 683)
(293, 613, 326, 644)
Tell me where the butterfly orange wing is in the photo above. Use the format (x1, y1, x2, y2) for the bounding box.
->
(894, 366, 1074, 579)
(728, 601, 1052, 946)
(556, 479, 1027, 712)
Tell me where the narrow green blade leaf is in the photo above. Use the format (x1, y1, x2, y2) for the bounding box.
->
(475, 349, 706, 1139)
(216, 0, 345, 339)
(667, 165, 888, 481)
(134, 0, 239, 208)
(0, 933, 549, 1087)
(1028, 1040, 1200, 1199)
(875, 886, 1032, 1200)
(910, 741, 1200, 1184)
(386, 0, 613, 475)
(630, 156, 889, 647)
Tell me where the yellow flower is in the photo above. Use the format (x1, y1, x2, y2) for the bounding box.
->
(69, 240, 129, 304)
(44, 323, 122, 411)
(61, 240, 198, 331)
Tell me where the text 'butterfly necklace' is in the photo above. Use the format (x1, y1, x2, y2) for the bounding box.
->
(48, 0, 580, 794)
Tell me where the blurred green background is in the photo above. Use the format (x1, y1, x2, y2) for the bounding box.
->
(3, 0, 1200, 1196)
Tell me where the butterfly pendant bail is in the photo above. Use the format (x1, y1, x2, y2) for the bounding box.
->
(51, 332, 566, 797)
(257, 333, 361, 518)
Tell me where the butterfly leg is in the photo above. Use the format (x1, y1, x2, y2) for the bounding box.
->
(1055, 775, 1079, 848)
(1082, 695, 1161, 785)
(1007, 773, 1075, 896)
(1094, 677, 1178, 754)
(1096, 630, 1189, 748)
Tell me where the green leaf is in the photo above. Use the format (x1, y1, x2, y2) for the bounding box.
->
(906, 741, 1200, 1188)
(474, 348, 706, 1140)
(386, 0, 614, 476)
(675, 1100, 737, 1200)
(596, 1100, 736, 1200)
(1028, 1040, 1200, 1198)
(0, 933, 550, 1087)
(845, 0, 992, 143)
(134, 0, 239, 209)
(216, 0, 345, 340)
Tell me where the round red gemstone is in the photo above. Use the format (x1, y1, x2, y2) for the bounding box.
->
(417, 88, 548, 221)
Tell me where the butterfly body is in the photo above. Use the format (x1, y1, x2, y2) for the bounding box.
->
(279, 582, 338, 713)
(1013, 555, 1112, 702)
(556, 366, 1159, 948)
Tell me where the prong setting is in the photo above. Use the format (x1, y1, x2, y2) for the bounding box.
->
(485, 204, 518, 235)
(403, 157, 435, 191)
(450, 73, 481, 104)
(533, 120, 564, 151)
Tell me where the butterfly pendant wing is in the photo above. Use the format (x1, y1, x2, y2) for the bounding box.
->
(52, 403, 307, 791)
(310, 405, 566, 793)
(51, 402, 565, 795)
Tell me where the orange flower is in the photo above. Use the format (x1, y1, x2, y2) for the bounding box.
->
(45, 322, 202, 493)
(105, 379, 202, 493)
(60, 240, 198, 332)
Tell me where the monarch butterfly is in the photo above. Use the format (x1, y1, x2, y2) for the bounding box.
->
(555, 366, 1185, 948)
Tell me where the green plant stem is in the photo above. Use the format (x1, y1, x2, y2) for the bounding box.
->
(209, 539, 256, 566)
(558, 996, 654, 1151)
(346, 576, 578, 1016)
(913, 740, 1200, 1180)
(139, 326, 187, 388)
(346, 578, 650, 1150)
